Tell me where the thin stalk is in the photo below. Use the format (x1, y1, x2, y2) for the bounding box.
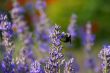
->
(104, 51, 107, 73)
(58, 68, 60, 73)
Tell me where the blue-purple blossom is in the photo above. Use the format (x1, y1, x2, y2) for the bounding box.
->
(64, 58, 79, 73)
(98, 45, 110, 73)
(82, 22, 95, 51)
(38, 42, 50, 52)
(11, 1, 35, 64)
(85, 57, 97, 71)
(68, 14, 77, 40)
(81, 22, 97, 72)
(35, 14, 50, 53)
(35, 0, 46, 10)
(0, 11, 14, 53)
(11, 1, 25, 20)
(1, 51, 15, 73)
(0, 11, 15, 73)
(15, 57, 30, 73)
(35, 0, 50, 53)
(30, 60, 45, 73)
(45, 24, 64, 73)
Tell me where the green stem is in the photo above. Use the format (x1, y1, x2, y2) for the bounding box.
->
(58, 67, 60, 73)
(104, 53, 107, 73)
(104, 68, 107, 73)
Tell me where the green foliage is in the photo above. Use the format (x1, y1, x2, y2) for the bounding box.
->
(46, 0, 110, 26)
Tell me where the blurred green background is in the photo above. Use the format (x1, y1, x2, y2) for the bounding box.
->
(0, 0, 110, 42)
(46, 0, 110, 42)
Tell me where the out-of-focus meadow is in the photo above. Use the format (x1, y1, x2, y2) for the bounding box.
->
(0, 0, 110, 73)
(1, 0, 109, 41)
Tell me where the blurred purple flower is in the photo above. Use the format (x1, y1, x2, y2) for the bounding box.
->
(85, 57, 97, 71)
(81, 22, 95, 51)
(11, 1, 35, 64)
(35, 0, 50, 53)
(68, 14, 77, 40)
(38, 42, 50, 52)
(11, 1, 25, 20)
(35, 0, 46, 10)
(81, 22, 98, 72)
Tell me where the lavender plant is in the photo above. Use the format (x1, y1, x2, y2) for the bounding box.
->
(35, 0, 50, 52)
(0, 10, 16, 73)
(64, 58, 79, 73)
(82, 22, 97, 72)
(44, 24, 64, 73)
(68, 14, 77, 40)
(30, 60, 45, 73)
(1, 51, 15, 73)
(0, 3, 102, 73)
(82, 22, 95, 51)
(0, 11, 14, 53)
(98, 45, 110, 73)
(11, 1, 25, 23)
(15, 57, 30, 73)
(44, 24, 79, 73)
(35, 0, 46, 10)
(11, 1, 35, 64)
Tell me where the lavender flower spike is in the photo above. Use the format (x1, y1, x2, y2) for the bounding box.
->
(35, 0, 50, 53)
(30, 60, 44, 73)
(15, 57, 30, 73)
(45, 24, 64, 73)
(98, 45, 110, 73)
(1, 51, 15, 73)
(68, 14, 77, 40)
(83, 22, 95, 51)
(0, 10, 16, 73)
(0, 11, 14, 52)
(64, 58, 79, 73)
(82, 22, 97, 72)
(35, 0, 46, 10)
(11, 1, 35, 63)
